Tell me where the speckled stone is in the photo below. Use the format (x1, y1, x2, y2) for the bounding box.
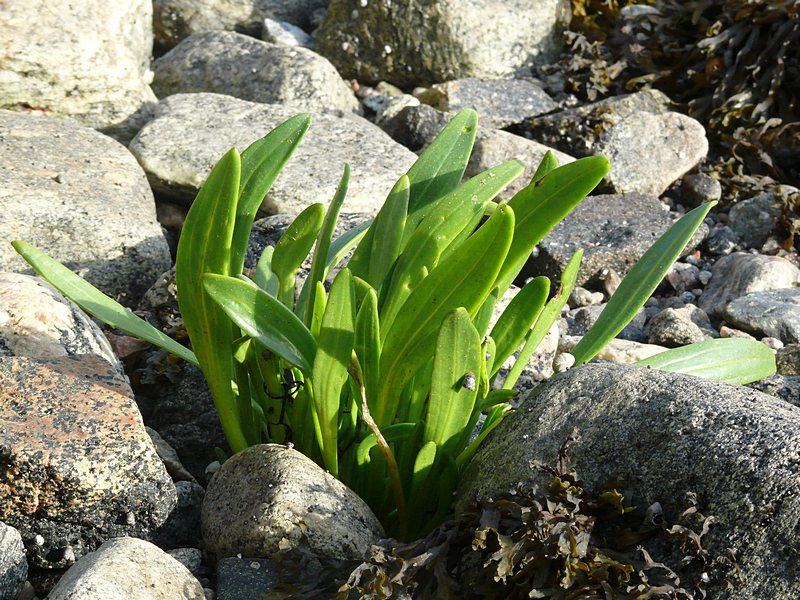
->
(0, 521, 27, 600)
(129, 93, 416, 216)
(202, 444, 383, 561)
(0, 273, 121, 373)
(152, 32, 360, 114)
(0, 355, 176, 568)
(458, 363, 800, 600)
(699, 253, 800, 317)
(723, 288, 800, 344)
(0, 111, 171, 306)
(46, 537, 205, 599)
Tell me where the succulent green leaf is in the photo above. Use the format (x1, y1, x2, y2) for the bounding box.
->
(377, 204, 515, 427)
(355, 287, 381, 417)
(175, 148, 246, 452)
(425, 308, 482, 457)
(367, 175, 409, 288)
(636, 338, 776, 384)
(253, 246, 279, 296)
(231, 114, 311, 275)
(494, 156, 610, 294)
(407, 441, 438, 525)
(300, 165, 350, 325)
(10, 241, 198, 366)
(490, 277, 550, 377)
(312, 268, 356, 476)
(356, 423, 416, 466)
(571, 202, 716, 365)
(202, 273, 317, 374)
(531, 150, 559, 183)
(272, 202, 325, 307)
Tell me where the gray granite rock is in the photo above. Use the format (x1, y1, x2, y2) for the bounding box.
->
(0, 522, 26, 600)
(458, 362, 800, 600)
(146, 427, 198, 484)
(728, 192, 785, 250)
(0, 111, 171, 306)
(0, 355, 177, 568)
(699, 253, 800, 317)
(153, 0, 327, 52)
(705, 224, 739, 256)
(129, 93, 416, 215)
(723, 288, 800, 344)
(559, 335, 668, 363)
(749, 374, 800, 407)
(152, 32, 359, 114)
(47, 537, 204, 599)
(316, 0, 569, 87)
(167, 547, 203, 576)
(776, 344, 800, 376)
(420, 78, 558, 129)
(0, 0, 156, 142)
(0, 273, 121, 373)
(216, 558, 278, 600)
(524, 193, 699, 287)
(681, 172, 722, 207)
(202, 444, 384, 561)
(647, 305, 717, 347)
(513, 89, 707, 196)
(153, 481, 205, 551)
(261, 18, 315, 48)
(567, 303, 647, 342)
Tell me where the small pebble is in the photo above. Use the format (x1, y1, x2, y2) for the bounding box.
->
(761, 337, 784, 351)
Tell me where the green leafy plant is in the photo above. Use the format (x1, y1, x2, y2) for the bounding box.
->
(12, 110, 775, 539)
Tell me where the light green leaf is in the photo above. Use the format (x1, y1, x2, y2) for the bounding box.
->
(312, 268, 356, 476)
(253, 246, 279, 296)
(354, 287, 381, 417)
(636, 338, 776, 384)
(231, 114, 311, 275)
(424, 308, 481, 457)
(271, 203, 325, 307)
(572, 202, 716, 365)
(203, 273, 317, 374)
(531, 150, 559, 183)
(377, 204, 515, 427)
(356, 423, 416, 466)
(11, 241, 197, 366)
(175, 148, 247, 452)
(367, 175, 409, 288)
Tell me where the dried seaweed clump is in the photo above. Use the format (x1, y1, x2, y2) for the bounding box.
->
(559, 1, 799, 188)
(336, 437, 723, 599)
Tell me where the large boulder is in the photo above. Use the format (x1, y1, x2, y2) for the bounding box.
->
(0, 111, 171, 306)
(0, 0, 156, 142)
(129, 93, 417, 215)
(316, 0, 571, 87)
(152, 31, 360, 114)
(458, 363, 800, 599)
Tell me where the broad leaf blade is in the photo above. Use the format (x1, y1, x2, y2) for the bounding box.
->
(203, 274, 317, 374)
(424, 308, 481, 457)
(176, 148, 247, 451)
(367, 175, 409, 288)
(312, 268, 356, 476)
(571, 202, 716, 365)
(253, 246, 279, 296)
(271, 203, 325, 307)
(231, 114, 311, 274)
(11, 241, 198, 366)
(354, 287, 381, 418)
(636, 338, 776, 384)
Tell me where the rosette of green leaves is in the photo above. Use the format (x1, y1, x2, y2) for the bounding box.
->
(12, 110, 775, 540)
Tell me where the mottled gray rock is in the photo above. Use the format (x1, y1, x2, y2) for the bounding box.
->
(458, 363, 800, 600)
(202, 444, 383, 561)
(146, 427, 198, 484)
(728, 192, 785, 250)
(705, 224, 739, 256)
(776, 344, 800, 376)
(681, 172, 722, 207)
(665, 261, 701, 293)
(153, 0, 327, 52)
(559, 335, 668, 363)
(513, 89, 707, 196)
(749, 375, 800, 408)
(568, 286, 604, 308)
(0, 0, 156, 142)
(0, 356, 177, 568)
(152, 32, 359, 114)
(567, 303, 646, 342)
(525, 193, 698, 287)
(216, 558, 278, 600)
(699, 253, 800, 317)
(381, 104, 573, 199)
(420, 78, 558, 129)
(647, 305, 717, 347)
(261, 18, 315, 48)
(167, 547, 203, 575)
(0, 522, 26, 600)
(316, 0, 570, 87)
(0, 274, 121, 372)
(130, 93, 416, 215)
(0, 111, 171, 306)
(153, 481, 205, 551)
(47, 537, 205, 600)
(723, 288, 800, 344)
